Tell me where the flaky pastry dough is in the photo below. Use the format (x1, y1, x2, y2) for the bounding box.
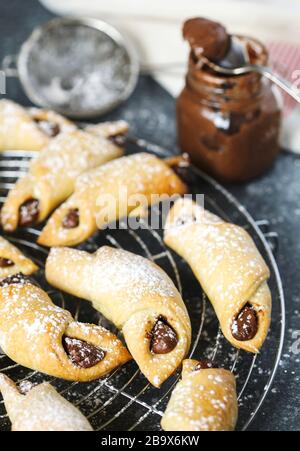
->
(164, 198, 271, 353)
(85, 120, 129, 138)
(45, 246, 191, 387)
(0, 236, 38, 279)
(0, 374, 93, 431)
(38, 153, 187, 247)
(0, 100, 75, 151)
(0, 275, 131, 381)
(1, 129, 123, 231)
(161, 359, 238, 431)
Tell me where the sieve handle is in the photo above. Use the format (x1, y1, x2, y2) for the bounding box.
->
(2, 54, 18, 77)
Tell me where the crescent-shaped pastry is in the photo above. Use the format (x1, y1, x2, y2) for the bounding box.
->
(0, 374, 93, 431)
(38, 153, 187, 247)
(1, 130, 124, 232)
(85, 120, 129, 139)
(0, 100, 75, 151)
(164, 198, 272, 353)
(45, 246, 191, 387)
(0, 273, 131, 381)
(0, 236, 38, 279)
(161, 359, 238, 431)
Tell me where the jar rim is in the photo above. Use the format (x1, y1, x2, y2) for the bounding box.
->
(188, 34, 268, 88)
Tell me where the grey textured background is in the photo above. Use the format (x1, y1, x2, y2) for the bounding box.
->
(0, 0, 299, 431)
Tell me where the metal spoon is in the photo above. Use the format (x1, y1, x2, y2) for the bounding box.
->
(201, 36, 300, 103)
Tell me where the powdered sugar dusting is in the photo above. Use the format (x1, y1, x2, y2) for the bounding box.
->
(47, 246, 191, 386)
(165, 199, 270, 313)
(0, 282, 72, 357)
(48, 246, 183, 315)
(41, 152, 185, 244)
(30, 130, 122, 187)
(0, 376, 93, 431)
(0, 278, 129, 379)
(76, 152, 178, 194)
(162, 368, 237, 431)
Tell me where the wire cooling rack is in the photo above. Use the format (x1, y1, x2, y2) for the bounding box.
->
(0, 138, 285, 431)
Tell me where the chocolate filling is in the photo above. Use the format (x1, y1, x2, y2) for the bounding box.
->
(175, 213, 198, 228)
(62, 209, 80, 229)
(0, 257, 15, 268)
(63, 336, 106, 368)
(149, 315, 178, 354)
(194, 360, 218, 371)
(19, 199, 40, 227)
(35, 119, 60, 138)
(170, 155, 195, 184)
(0, 272, 30, 287)
(231, 303, 258, 341)
(109, 134, 127, 147)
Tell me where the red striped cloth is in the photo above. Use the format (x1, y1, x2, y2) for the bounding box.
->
(267, 42, 300, 116)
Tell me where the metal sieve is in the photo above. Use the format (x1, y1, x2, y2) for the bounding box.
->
(4, 17, 139, 118)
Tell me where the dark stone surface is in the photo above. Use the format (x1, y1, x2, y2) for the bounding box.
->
(1, 0, 299, 431)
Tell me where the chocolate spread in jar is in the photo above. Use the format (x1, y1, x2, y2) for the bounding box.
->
(183, 17, 230, 62)
(177, 18, 282, 183)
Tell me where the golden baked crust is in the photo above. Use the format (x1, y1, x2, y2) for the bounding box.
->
(161, 359, 238, 431)
(0, 374, 93, 431)
(0, 100, 75, 151)
(85, 120, 129, 138)
(38, 153, 187, 247)
(0, 276, 131, 381)
(164, 198, 271, 353)
(1, 129, 123, 231)
(0, 236, 38, 279)
(45, 246, 191, 387)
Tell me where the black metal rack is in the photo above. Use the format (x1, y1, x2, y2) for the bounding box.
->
(0, 140, 285, 431)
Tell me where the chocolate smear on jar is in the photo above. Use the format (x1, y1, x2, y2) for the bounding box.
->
(194, 360, 218, 371)
(149, 315, 178, 354)
(231, 303, 258, 341)
(19, 199, 40, 227)
(62, 209, 80, 229)
(63, 336, 106, 368)
(35, 119, 60, 138)
(0, 257, 15, 268)
(183, 17, 230, 62)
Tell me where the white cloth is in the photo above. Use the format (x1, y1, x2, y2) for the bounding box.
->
(40, 0, 300, 153)
(281, 106, 300, 154)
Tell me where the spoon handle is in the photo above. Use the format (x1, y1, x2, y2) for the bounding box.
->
(251, 65, 300, 104)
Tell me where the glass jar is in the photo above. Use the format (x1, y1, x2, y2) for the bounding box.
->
(177, 37, 282, 183)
